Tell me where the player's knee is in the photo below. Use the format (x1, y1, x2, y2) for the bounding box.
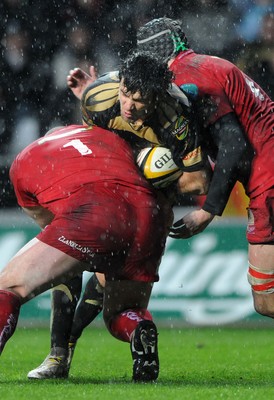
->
(248, 262, 274, 318)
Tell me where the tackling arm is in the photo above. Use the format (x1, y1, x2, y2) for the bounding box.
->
(176, 161, 212, 195)
(202, 113, 251, 215)
(170, 113, 250, 238)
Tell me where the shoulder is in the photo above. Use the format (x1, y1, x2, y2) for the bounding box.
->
(83, 71, 119, 97)
(81, 71, 120, 125)
(82, 71, 119, 112)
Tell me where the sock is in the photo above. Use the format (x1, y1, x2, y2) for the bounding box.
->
(109, 309, 152, 342)
(69, 273, 104, 343)
(50, 275, 82, 351)
(0, 290, 21, 354)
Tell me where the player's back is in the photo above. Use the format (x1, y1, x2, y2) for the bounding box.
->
(171, 50, 274, 197)
(10, 125, 151, 207)
(171, 51, 274, 141)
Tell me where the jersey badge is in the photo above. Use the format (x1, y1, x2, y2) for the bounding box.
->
(171, 116, 189, 141)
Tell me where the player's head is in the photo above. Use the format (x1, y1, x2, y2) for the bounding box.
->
(119, 50, 173, 98)
(136, 18, 189, 63)
(118, 51, 173, 123)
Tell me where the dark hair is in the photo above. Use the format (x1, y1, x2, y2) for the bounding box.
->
(119, 51, 173, 99)
(137, 17, 189, 62)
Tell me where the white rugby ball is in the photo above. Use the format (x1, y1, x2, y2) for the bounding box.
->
(137, 146, 183, 188)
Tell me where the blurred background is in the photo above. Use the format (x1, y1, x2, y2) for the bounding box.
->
(1, 0, 274, 326)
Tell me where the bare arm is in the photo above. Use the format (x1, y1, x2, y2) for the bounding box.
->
(168, 163, 213, 238)
(67, 66, 98, 100)
(176, 164, 212, 195)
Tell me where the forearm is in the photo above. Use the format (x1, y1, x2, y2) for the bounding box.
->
(177, 162, 212, 195)
(202, 113, 249, 216)
(202, 169, 237, 215)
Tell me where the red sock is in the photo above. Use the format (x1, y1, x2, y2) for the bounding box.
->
(109, 309, 153, 342)
(0, 290, 21, 354)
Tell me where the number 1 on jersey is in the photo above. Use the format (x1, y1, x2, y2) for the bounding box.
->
(63, 139, 92, 155)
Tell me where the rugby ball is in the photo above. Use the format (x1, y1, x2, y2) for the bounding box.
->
(137, 146, 183, 188)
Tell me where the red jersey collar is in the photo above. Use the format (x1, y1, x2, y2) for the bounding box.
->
(170, 49, 194, 67)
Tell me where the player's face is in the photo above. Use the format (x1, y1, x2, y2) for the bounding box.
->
(119, 79, 154, 124)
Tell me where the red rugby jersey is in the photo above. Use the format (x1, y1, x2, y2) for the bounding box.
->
(171, 51, 274, 203)
(10, 125, 151, 210)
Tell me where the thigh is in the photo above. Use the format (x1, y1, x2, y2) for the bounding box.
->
(120, 203, 168, 282)
(38, 189, 135, 263)
(103, 280, 153, 326)
(0, 238, 85, 302)
(247, 188, 274, 244)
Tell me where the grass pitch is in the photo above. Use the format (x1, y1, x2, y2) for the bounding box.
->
(0, 326, 274, 399)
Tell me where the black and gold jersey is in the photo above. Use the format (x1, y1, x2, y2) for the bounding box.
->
(81, 71, 204, 171)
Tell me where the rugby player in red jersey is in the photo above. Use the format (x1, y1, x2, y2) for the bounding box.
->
(27, 51, 213, 380)
(137, 18, 274, 321)
(0, 124, 177, 382)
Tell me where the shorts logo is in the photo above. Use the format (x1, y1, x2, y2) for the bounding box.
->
(172, 116, 189, 140)
(58, 235, 94, 255)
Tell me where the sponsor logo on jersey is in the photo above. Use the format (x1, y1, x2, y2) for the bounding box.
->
(58, 235, 95, 255)
(171, 116, 189, 140)
(182, 146, 202, 167)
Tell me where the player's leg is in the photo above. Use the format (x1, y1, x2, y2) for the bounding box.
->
(69, 272, 105, 344)
(248, 242, 274, 316)
(53, 273, 105, 378)
(103, 279, 158, 382)
(27, 275, 83, 379)
(101, 187, 170, 381)
(246, 189, 274, 317)
(0, 238, 85, 357)
(27, 271, 105, 379)
(51, 277, 83, 353)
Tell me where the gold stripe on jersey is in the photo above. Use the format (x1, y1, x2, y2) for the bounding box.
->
(107, 116, 160, 145)
(84, 84, 119, 113)
(85, 82, 119, 100)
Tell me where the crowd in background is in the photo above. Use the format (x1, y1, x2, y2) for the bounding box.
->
(1, 0, 274, 207)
